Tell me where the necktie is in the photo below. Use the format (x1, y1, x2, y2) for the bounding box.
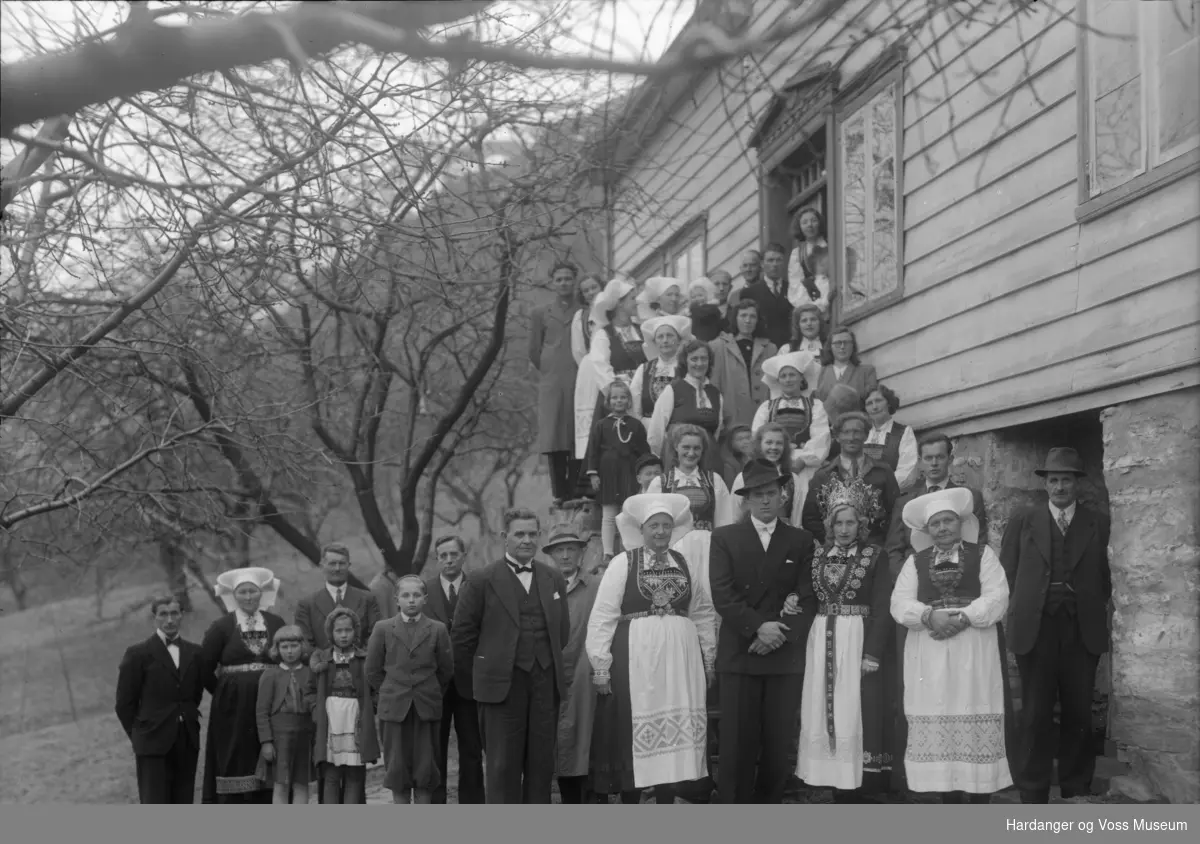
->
(335, 587, 344, 606)
(164, 635, 180, 646)
(447, 583, 458, 622)
(928, 484, 942, 493)
(1057, 511, 1070, 536)
(509, 562, 532, 575)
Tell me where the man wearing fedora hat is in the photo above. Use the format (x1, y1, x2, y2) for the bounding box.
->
(709, 458, 817, 803)
(1000, 447, 1111, 803)
(542, 526, 603, 804)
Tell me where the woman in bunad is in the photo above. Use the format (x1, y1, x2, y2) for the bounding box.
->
(647, 339, 726, 476)
(786, 207, 832, 317)
(570, 274, 605, 365)
(635, 276, 688, 323)
(862, 383, 920, 492)
(782, 479, 894, 803)
(752, 350, 830, 501)
(573, 278, 645, 463)
(587, 493, 717, 804)
(200, 567, 287, 803)
(630, 314, 690, 420)
(891, 489, 1014, 804)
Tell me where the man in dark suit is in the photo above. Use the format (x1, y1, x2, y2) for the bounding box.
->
(296, 542, 381, 803)
(1001, 447, 1111, 804)
(709, 459, 817, 803)
(115, 596, 208, 803)
(451, 508, 571, 803)
(882, 431, 988, 790)
(423, 534, 485, 804)
(737, 242, 793, 346)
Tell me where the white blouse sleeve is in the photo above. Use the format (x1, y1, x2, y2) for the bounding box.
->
(647, 385, 675, 457)
(712, 472, 736, 528)
(730, 471, 745, 496)
(570, 312, 587, 365)
(630, 364, 646, 419)
(890, 555, 930, 629)
(585, 553, 630, 677)
(961, 546, 1011, 628)
(896, 424, 920, 491)
(750, 401, 770, 435)
(685, 556, 717, 671)
(587, 328, 616, 392)
(794, 399, 830, 469)
(714, 392, 724, 442)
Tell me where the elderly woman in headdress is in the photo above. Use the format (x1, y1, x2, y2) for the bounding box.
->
(200, 567, 287, 803)
(587, 493, 717, 805)
(636, 276, 687, 322)
(782, 478, 894, 802)
(786, 207, 832, 315)
(630, 314, 690, 420)
(574, 278, 645, 462)
(752, 351, 830, 497)
(891, 489, 1013, 803)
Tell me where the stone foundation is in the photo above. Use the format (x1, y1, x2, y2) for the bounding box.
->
(1102, 388, 1200, 805)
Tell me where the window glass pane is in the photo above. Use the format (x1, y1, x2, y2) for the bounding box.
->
(1094, 78, 1143, 192)
(872, 156, 898, 299)
(1158, 3, 1200, 157)
(1092, 0, 1141, 97)
(840, 112, 867, 310)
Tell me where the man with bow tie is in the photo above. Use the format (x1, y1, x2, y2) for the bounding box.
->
(709, 459, 817, 803)
(1001, 447, 1111, 803)
(422, 534, 484, 804)
(451, 508, 571, 803)
(296, 542, 382, 803)
(115, 596, 210, 803)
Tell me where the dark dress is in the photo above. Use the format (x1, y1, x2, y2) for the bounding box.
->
(590, 547, 702, 795)
(200, 611, 286, 803)
(661, 467, 717, 531)
(640, 358, 677, 419)
(587, 324, 647, 454)
(763, 396, 814, 452)
(584, 414, 650, 506)
(663, 379, 723, 475)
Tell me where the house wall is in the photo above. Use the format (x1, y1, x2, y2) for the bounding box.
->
(608, 0, 1200, 439)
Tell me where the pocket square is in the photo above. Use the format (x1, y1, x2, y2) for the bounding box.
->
(552, 592, 561, 600)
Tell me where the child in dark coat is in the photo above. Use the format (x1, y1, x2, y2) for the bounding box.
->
(584, 380, 650, 560)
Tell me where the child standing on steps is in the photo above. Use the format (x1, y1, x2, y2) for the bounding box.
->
(256, 625, 316, 804)
(310, 607, 379, 804)
(366, 575, 454, 804)
(584, 380, 650, 562)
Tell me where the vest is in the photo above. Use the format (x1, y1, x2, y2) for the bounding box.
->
(605, 324, 645, 377)
(913, 542, 983, 609)
(863, 422, 907, 472)
(514, 573, 554, 672)
(1044, 514, 1077, 616)
(641, 358, 676, 414)
(768, 396, 814, 448)
(670, 379, 721, 436)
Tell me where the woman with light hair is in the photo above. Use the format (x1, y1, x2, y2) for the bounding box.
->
(891, 488, 1014, 803)
(782, 478, 894, 801)
(574, 277, 645, 462)
(587, 493, 717, 804)
(201, 567, 287, 803)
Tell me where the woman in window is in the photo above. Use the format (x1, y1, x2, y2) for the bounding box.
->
(709, 298, 776, 431)
(786, 208, 831, 316)
(815, 328, 877, 403)
(574, 278, 645, 463)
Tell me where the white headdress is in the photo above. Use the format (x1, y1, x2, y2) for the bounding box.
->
(615, 493, 694, 551)
(214, 567, 280, 613)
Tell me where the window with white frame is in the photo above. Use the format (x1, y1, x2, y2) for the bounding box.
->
(1081, 0, 1199, 200)
(632, 217, 707, 283)
(835, 75, 902, 318)
(669, 234, 705, 281)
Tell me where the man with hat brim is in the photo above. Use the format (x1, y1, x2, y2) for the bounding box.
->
(801, 411, 899, 547)
(709, 459, 818, 803)
(543, 527, 604, 804)
(1000, 447, 1111, 804)
(891, 489, 1014, 802)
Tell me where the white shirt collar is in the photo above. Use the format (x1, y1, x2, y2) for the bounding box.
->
(1049, 501, 1077, 522)
(234, 608, 265, 631)
(750, 515, 778, 533)
(834, 363, 849, 376)
(400, 612, 423, 624)
(157, 629, 178, 647)
(684, 374, 707, 390)
(326, 583, 346, 602)
(505, 553, 533, 570)
(674, 465, 702, 482)
(441, 573, 463, 590)
(871, 418, 894, 435)
(924, 477, 950, 492)
(839, 453, 861, 473)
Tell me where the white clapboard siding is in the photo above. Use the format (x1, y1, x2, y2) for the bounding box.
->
(608, 0, 1200, 436)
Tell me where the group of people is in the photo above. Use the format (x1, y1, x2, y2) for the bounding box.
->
(112, 219, 1111, 805)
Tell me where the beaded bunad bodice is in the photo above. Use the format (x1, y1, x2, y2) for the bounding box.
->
(812, 544, 876, 616)
(618, 547, 693, 622)
(662, 468, 716, 530)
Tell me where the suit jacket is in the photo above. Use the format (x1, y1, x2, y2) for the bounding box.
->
(885, 479, 988, 582)
(739, 280, 793, 347)
(1000, 503, 1112, 656)
(294, 584, 381, 650)
(814, 362, 878, 403)
(115, 634, 207, 756)
(365, 615, 454, 723)
(709, 519, 817, 675)
(424, 574, 466, 631)
(450, 559, 571, 704)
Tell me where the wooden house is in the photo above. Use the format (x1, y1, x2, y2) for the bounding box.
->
(596, 0, 1199, 803)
